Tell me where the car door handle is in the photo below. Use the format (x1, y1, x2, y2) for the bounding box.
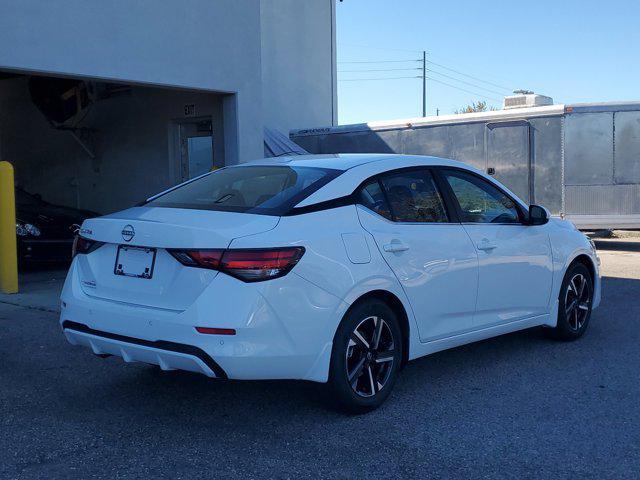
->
(476, 240, 497, 251)
(383, 241, 410, 253)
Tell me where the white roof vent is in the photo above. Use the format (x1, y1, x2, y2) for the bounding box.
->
(503, 90, 553, 109)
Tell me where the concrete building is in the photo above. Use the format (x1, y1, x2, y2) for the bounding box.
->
(0, 0, 336, 213)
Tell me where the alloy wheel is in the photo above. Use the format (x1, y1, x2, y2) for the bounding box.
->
(564, 273, 591, 331)
(345, 315, 396, 398)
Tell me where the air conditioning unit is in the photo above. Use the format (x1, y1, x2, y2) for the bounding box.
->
(503, 91, 553, 109)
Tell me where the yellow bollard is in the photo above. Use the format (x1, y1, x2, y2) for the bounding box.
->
(0, 161, 18, 293)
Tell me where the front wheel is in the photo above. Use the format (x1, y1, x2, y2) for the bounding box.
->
(548, 263, 594, 341)
(325, 299, 403, 414)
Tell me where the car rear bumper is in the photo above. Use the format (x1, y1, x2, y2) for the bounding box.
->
(59, 258, 348, 382)
(62, 321, 227, 378)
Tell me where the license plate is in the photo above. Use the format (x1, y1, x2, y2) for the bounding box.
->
(114, 245, 156, 279)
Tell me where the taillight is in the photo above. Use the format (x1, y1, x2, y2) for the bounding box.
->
(72, 236, 104, 257)
(170, 249, 224, 269)
(221, 248, 305, 282)
(169, 247, 305, 282)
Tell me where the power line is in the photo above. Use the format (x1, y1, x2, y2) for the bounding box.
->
(426, 69, 508, 96)
(338, 57, 513, 92)
(337, 51, 509, 112)
(338, 38, 515, 90)
(338, 74, 501, 103)
(426, 77, 502, 102)
(338, 68, 505, 96)
(427, 51, 518, 88)
(426, 59, 512, 91)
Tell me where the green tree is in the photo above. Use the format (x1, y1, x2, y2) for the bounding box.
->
(455, 101, 497, 114)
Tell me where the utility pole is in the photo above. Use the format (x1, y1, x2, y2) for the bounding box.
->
(422, 50, 427, 117)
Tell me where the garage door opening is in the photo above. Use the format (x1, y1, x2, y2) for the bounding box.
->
(0, 70, 229, 271)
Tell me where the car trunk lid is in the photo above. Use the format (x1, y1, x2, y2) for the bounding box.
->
(75, 207, 279, 310)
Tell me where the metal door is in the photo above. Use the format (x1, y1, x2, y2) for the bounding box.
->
(485, 121, 531, 203)
(179, 119, 214, 181)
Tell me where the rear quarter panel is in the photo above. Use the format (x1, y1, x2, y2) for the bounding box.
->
(228, 205, 422, 359)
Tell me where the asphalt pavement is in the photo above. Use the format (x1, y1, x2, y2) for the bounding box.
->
(1, 239, 639, 479)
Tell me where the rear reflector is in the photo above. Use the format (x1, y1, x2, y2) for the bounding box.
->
(169, 247, 305, 282)
(195, 327, 236, 335)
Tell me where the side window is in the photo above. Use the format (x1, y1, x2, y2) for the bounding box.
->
(380, 170, 448, 223)
(443, 170, 520, 224)
(359, 179, 392, 220)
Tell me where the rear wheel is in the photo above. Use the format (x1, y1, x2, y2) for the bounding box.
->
(548, 263, 593, 341)
(326, 299, 403, 414)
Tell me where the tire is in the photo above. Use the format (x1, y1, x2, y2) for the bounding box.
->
(325, 298, 403, 414)
(547, 262, 594, 341)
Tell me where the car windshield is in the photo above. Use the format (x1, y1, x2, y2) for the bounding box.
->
(145, 165, 341, 215)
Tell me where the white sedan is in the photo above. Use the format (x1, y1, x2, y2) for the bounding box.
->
(60, 154, 600, 412)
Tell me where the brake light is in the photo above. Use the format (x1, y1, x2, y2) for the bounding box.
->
(170, 249, 224, 269)
(169, 247, 305, 282)
(72, 236, 104, 257)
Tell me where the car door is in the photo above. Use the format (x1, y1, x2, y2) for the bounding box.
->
(356, 168, 479, 343)
(438, 168, 553, 329)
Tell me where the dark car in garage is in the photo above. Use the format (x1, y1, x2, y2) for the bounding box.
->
(16, 188, 98, 264)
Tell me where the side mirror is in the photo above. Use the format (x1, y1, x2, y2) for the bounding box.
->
(528, 204, 549, 226)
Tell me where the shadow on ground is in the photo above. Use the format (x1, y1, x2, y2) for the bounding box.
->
(594, 239, 640, 252)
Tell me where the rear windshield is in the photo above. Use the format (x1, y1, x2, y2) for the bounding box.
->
(145, 165, 341, 215)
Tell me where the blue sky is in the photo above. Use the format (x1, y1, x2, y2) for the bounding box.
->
(336, 0, 640, 124)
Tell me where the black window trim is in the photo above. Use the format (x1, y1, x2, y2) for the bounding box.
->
(354, 166, 459, 224)
(283, 164, 527, 225)
(434, 166, 528, 225)
(284, 194, 354, 216)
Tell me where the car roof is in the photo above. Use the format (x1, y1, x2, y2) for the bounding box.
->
(241, 153, 473, 171)
(291, 154, 527, 210)
(240, 154, 401, 170)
